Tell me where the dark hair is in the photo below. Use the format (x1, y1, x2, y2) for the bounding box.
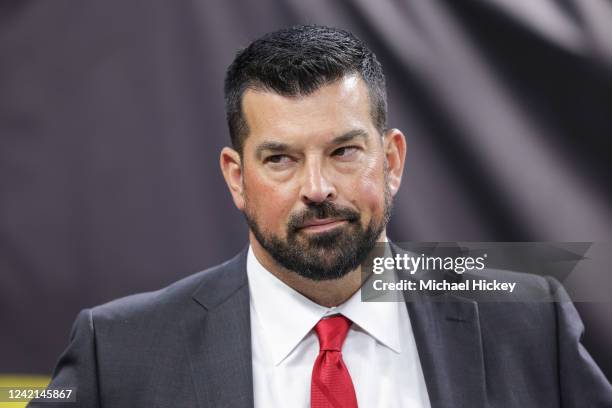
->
(224, 24, 387, 154)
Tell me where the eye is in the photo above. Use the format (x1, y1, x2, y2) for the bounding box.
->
(332, 146, 359, 157)
(264, 154, 294, 166)
(266, 155, 286, 163)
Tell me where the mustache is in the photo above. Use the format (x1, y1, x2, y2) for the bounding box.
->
(287, 202, 360, 233)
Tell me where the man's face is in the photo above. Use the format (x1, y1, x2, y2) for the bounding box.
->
(225, 75, 402, 280)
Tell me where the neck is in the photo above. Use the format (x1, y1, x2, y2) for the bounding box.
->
(249, 232, 386, 308)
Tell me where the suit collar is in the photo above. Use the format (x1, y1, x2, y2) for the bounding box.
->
(389, 243, 488, 408)
(184, 247, 254, 408)
(191, 247, 250, 310)
(405, 293, 487, 407)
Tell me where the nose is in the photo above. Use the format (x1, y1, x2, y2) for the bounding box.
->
(300, 158, 337, 205)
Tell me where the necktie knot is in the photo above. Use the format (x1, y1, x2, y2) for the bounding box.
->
(314, 315, 352, 351)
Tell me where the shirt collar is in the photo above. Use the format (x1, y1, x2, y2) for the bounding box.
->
(334, 282, 402, 354)
(246, 244, 402, 366)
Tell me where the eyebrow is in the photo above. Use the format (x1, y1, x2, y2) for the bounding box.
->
(254, 128, 370, 159)
(255, 141, 291, 160)
(330, 128, 369, 145)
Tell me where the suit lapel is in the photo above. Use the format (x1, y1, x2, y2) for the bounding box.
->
(405, 291, 487, 408)
(387, 243, 487, 407)
(182, 249, 254, 408)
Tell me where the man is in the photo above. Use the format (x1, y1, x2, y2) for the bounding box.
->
(32, 25, 611, 408)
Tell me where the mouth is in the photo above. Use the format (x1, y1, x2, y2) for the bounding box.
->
(298, 218, 348, 233)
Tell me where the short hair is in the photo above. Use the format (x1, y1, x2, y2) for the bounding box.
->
(224, 24, 387, 154)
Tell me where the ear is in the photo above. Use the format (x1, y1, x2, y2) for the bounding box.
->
(383, 128, 407, 197)
(220, 147, 245, 211)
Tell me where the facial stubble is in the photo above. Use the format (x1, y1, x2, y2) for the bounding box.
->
(243, 166, 393, 281)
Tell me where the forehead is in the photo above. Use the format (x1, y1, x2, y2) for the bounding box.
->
(241, 75, 375, 148)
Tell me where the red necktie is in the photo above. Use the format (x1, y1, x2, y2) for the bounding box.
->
(311, 315, 358, 408)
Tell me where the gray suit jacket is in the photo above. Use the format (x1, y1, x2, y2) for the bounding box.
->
(30, 248, 612, 407)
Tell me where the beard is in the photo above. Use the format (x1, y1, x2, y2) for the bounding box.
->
(244, 172, 393, 281)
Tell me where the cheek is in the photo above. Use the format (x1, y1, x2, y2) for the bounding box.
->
(350, 161, 386, 219)
(244, 173, 296, 231)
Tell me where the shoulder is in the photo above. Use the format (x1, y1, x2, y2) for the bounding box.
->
(89, 249, 246, 325)
(463, 267, 558, 301)
(458, 269, 570, 339)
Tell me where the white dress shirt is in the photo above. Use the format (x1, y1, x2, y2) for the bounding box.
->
(247, 246, 431, 408)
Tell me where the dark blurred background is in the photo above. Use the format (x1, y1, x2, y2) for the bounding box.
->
(1, 0, 611, 379)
